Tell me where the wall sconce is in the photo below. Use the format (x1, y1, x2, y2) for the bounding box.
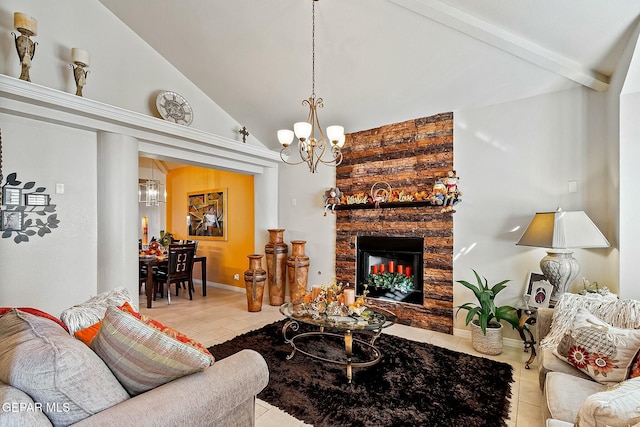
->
(70, 48, 90, 97)
(12, 12, 38, 82)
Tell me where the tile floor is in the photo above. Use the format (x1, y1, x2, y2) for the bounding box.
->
(138, 286, 544, 427)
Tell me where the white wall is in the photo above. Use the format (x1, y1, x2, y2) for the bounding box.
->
(0, 114, 98, 315)
(454, 87, 611, 332)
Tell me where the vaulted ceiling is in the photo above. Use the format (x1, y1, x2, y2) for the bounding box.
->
(99, 0, 640, 150)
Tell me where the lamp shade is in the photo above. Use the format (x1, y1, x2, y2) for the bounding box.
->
(294, 122, 312, 140)
(326, 125, 344, 144)
(516, 210, 610, 249)
(277, 129, 294, 146)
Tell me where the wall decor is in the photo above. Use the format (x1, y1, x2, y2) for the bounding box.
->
(187, 188, 227, 241)
(155, 91, 193, 126)
(0, 130, 60, 244)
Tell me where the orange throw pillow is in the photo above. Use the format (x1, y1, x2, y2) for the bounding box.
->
(74, 301, 136, 345)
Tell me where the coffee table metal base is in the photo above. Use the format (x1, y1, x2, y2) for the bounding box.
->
(282, 319, 382, 383)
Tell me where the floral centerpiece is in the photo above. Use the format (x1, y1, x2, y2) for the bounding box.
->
(301, 280, 367, 319)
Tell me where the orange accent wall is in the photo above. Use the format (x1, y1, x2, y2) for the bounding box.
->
(166, 166, 254, 290)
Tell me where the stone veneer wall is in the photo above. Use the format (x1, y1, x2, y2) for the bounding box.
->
(335, 112, 454, 334)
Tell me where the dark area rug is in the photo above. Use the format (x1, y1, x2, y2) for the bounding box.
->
(208, 320, 513, 427)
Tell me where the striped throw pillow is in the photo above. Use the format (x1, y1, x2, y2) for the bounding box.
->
(91, 306, 214, 396)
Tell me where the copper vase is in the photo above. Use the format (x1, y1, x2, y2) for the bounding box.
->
(244, 254, 266, 312)
(265, 229, 288, 306)
(287, 240, 309, 304)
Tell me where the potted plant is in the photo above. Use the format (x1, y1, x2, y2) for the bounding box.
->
(456, 269, 519, 355)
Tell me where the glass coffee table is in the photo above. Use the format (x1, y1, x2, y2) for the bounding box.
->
(279, 302, 397, 383)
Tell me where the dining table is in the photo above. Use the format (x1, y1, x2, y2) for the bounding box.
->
(139, 255, 207, 308)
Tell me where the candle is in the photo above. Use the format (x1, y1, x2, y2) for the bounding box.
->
(14, 12, 37, 35)
(388, 261, 395, 273)
(343, 288, 355, 306)
(71, 48, 90, 67)
(397, 265, 404, 275)
(141, 216, 148, 245)
(380, 264, 386, 273)
(371, 265, 378, 274)
(311, 285, 322, 300)
(405, 266, 412, 277)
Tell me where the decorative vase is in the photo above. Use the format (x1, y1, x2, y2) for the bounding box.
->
(265, 229, 288, 306)
(244, 254, 266, 312)
(470, 320, 503, 355)
(287, 240, 309, 304)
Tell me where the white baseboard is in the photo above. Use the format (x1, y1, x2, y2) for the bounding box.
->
(193, 279, 245, 294)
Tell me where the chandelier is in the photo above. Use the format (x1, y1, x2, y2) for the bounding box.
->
(277, 0, 345, 173)
(138, 161, 166, 206)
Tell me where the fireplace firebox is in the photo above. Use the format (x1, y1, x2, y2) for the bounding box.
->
(356, 236, 424, 305)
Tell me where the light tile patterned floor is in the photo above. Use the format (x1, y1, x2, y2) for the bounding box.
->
(138, 286, 544, 427)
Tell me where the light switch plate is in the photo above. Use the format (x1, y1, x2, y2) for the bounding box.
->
(55, 183, 65, 194)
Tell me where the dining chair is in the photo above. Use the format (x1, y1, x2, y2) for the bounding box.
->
(153, 243, 196, 304)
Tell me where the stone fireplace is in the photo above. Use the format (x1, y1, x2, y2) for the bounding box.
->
(335, 112, 454, 334)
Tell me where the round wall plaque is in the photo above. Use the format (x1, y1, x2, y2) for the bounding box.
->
(155, 91, 193, 126)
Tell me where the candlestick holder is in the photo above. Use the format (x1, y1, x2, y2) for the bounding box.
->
(71, 63, 89, 96)
(12, 29, 37, 82)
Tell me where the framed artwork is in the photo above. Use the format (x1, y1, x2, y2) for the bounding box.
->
(2, 187, 22, 206)
(187, 188, 227, 241)
(25, 193, 50, 206)
(529, 281, 554, 308)
(524, 271, 546, 303)
(1, 211, 23, 231)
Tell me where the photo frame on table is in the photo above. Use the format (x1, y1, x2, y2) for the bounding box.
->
(1, 210, 23, 231)
(187, 188, 227, 241)
(524, 271, 546, 303)
(528, 281, 554, 308)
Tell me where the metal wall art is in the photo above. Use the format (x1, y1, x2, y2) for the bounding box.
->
(0, 130, 59, 244)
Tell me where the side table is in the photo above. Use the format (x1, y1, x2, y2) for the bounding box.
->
(516, 307, 537, 369)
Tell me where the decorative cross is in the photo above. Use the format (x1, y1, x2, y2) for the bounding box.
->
(239, 126, 249, 143)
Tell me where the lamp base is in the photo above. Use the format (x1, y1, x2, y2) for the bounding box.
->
(540, 251, 580, 299)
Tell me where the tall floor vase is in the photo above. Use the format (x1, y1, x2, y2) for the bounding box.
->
(265, 229, 288, 306)
(287, 240, 309, 304)
(244, 254, 266, 312)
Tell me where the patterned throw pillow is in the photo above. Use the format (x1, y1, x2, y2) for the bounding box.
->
(74, 301, 136, 345)
(91, 306, 214, 396)
(553, 308, 640, 384)
(60, 286, 134, 334)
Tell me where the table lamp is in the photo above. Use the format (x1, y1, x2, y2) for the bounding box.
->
(516, 208, 610, 299)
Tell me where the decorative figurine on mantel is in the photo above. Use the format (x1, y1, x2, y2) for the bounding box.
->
(70, 48, 90, 97)
(239, 126, 249, 143)
(323, 187, 342, 216)
(12, 12, 38, 82)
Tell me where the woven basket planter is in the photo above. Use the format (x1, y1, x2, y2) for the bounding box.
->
(470, 320, 503, 355)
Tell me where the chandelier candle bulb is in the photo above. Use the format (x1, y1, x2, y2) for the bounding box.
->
(343, 288, 355, 306)
(14, 12, 37, 35)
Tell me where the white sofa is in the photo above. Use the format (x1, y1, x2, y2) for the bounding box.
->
(537, 294, 640, 427)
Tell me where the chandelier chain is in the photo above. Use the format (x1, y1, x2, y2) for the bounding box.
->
(311, 0, 316, 100)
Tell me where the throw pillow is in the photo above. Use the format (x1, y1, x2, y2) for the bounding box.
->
(0, 307, 69, 332)
(553, 308, 640, 384)
(74, 301, 137, 346)
(91, 306, 214, 396)
(575, 377, 640, 426)
(60, 286, 134, 334)
(0, 309, 129, 425)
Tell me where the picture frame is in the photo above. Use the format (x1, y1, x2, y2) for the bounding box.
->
(2, 187, 22, 206)
(24, 193, 50, 206)
(187, 188, 227, 241)
(524, 271, 546, 303)
(1, 210, 24, 231)
(528, 281, 554, 308)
